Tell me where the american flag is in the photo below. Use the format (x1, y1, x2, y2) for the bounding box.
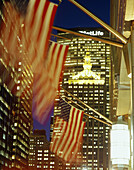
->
(20, 0, 58, 96)
(0, 1, 23, 66)
(23, 0, 58, 72)
(32, 41, 69, 124)
(0, 0, 58, 96)
(50, 98, 86, 163)
(0, 0, 58, 65)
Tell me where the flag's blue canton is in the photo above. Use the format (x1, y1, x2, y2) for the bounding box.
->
(59, 98, 71, 122)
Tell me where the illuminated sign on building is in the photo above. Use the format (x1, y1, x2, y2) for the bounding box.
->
(79, 30, 104, 36)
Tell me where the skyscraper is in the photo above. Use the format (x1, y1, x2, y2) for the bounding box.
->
(28, 129, 56, 170)
(53, 27, 111, 169)
(11, 61, 33, 169)
(0, 82, 13, 169)
(0, 52, 33, 169)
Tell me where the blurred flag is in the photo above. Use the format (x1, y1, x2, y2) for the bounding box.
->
(23, 0, 58, 72)
(50, 98, 86, 163)
(0, 1, 23, 66)
(0, 1, 28, 96)
(0, 0, 58, 69)
(0, 0, 58, 97)
(32, 41, 69, 124)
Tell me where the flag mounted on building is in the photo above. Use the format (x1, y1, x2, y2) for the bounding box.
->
(0, 1, 24, 66)
(23, 0, 58, 72)
(32, 41, 69, 124)
(0, 0, 58, 67)
(0, 0, 58, 97)
(50, 97, 86, 163)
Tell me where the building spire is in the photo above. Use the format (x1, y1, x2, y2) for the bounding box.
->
(71, 52, 100, 80)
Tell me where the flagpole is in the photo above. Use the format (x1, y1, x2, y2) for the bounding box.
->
(61, 94, 112, 126)
(61, 94, 85, 110)
(53, 26, 124, 48)
(51, 33, 71, 40)
(61, 87, 113, 125)
(84, 112, 112, 126)
(68, 0, 128, 44)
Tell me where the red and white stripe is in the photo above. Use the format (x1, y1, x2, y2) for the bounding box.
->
(50, 107, 86, 162)
(23, 0, 57, 72)
(0, 0, 57, 69)
(0, 2, 23, 65)
(32, 42, 69, 124)
(0, 0, 58, 97)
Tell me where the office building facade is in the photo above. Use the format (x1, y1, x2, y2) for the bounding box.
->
(0, 82, 13, 169)
(28, 129, 56, 170)
(0, 48, 33, 169)
(11, 61, 33, 169)
(53, 27, 111, 169)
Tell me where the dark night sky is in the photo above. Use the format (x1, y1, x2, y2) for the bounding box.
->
(52, 0, 110, 28)
(33, 0, 110, 141)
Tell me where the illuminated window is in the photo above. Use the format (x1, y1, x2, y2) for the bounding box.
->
(18, 68, 21, 71)
(12, 155, 15, 159)
(38, 154, 42, 156)
(13, 135, 16, 139)
(37, 158, 42, 160)
(17, 86, 20, 90)
(14, 123, 17, 127)
(44, 158, 48, 160)
(44, 154, 48, 156)
(44, 150, 48, 153)
(38, 150, 42, 152)
(50, 162, 55, 164)
(3, 134, 6, 140)
(37, 165, 41, 168)
(44, 166, 48, 168)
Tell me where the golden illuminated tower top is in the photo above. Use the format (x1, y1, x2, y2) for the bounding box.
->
(69, 52, 104, 85)
(71, 52, 100, 80)
(83, 52, 92, 70)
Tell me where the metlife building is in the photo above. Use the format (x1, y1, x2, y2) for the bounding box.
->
(53, 27, 111, 169)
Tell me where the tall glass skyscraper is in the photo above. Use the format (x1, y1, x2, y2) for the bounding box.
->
(11, 61, 33, 169)
(53, 27, 111, 169)
(0, 52, 33, 169)
(0, 83, 13, 169)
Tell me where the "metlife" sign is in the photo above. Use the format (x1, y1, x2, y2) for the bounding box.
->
(79, 30, 104, 36)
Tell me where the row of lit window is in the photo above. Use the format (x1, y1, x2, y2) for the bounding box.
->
(14, 136, 29, 148)
(0, 97, 10, 110)
(29, 165, 55, 168)
(0, 150, 9, 158)
(37, 149, 49, 153)
(29, 152, 49, 156)
(37, 158, 48, 160)
(17, 124, 29, 137)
